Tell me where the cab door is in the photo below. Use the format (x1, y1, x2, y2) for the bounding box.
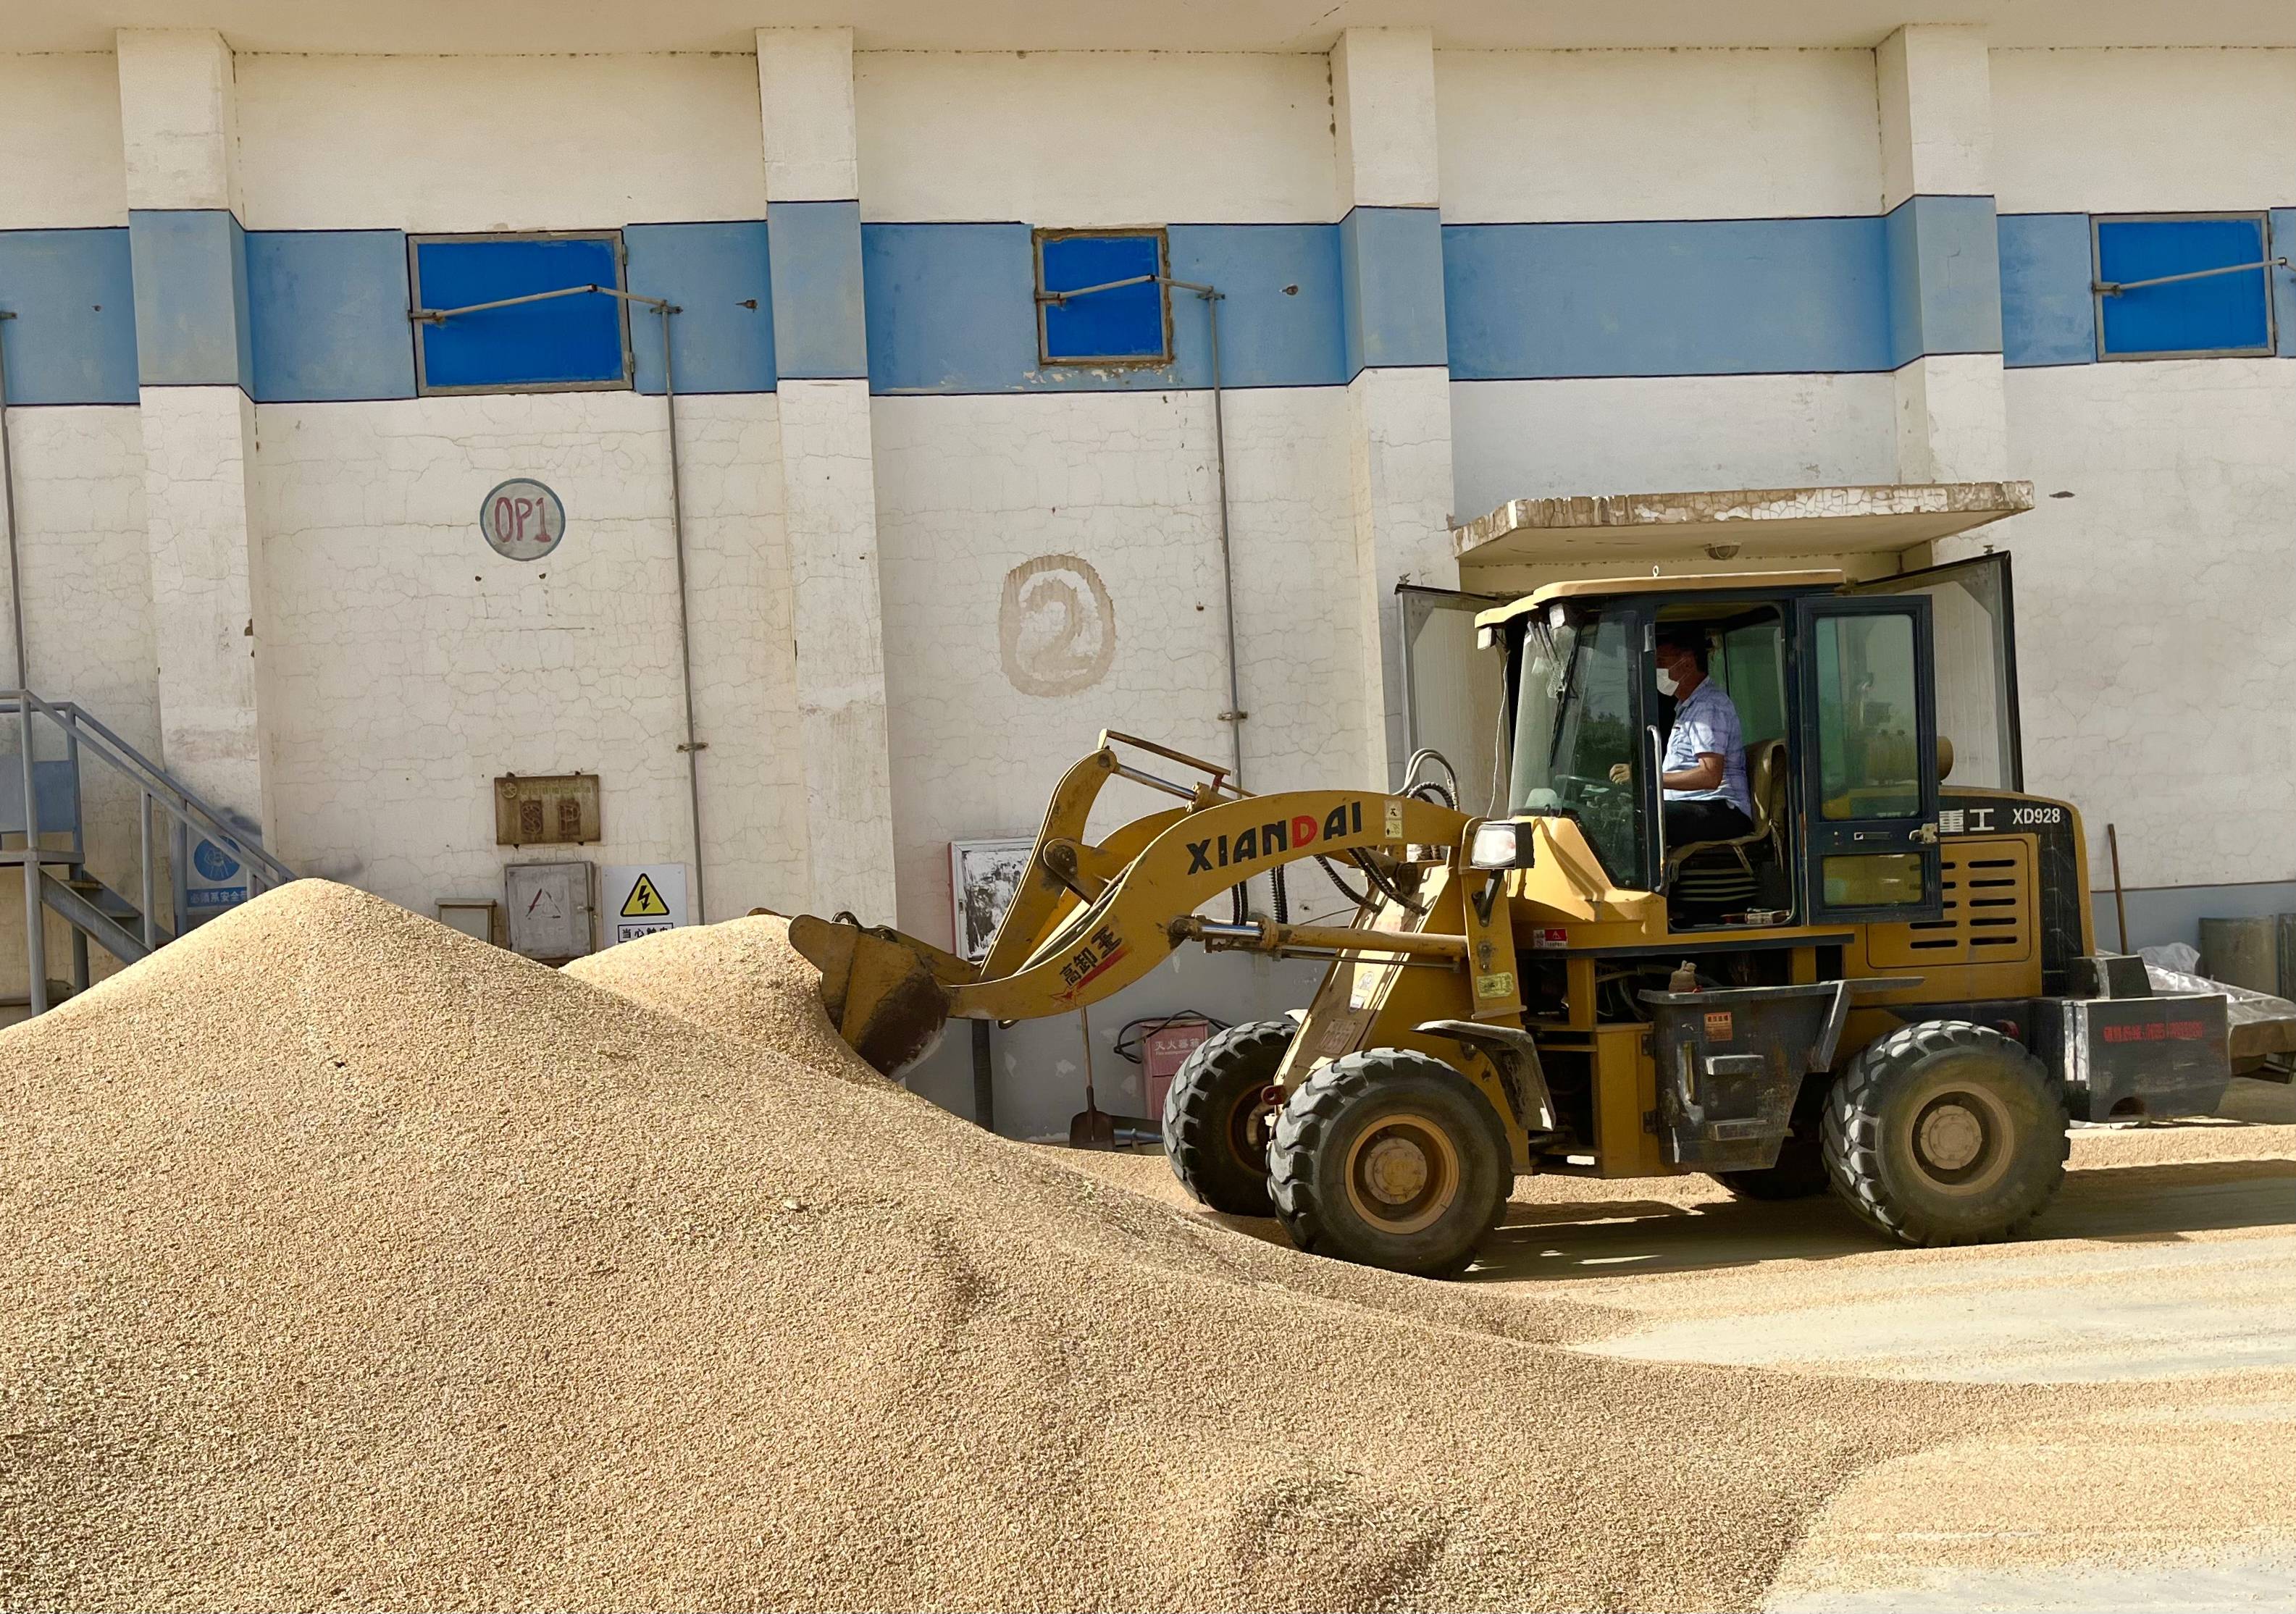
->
(1795, 596, 1944, 922)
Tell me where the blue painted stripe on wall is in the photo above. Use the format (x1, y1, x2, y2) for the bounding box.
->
(1996, 213, 2096, 368)
(1884, 194, 2003, 366)
(767, 200, 868, 381)
(624, 220, 776, 395)
(861, 222, 1344, 395)
(0, 228, 138, 405)
(1443, 214, 1893, 379)
(246, 230, 416, 402)
(1340, 206, 1446, 376)
(127, 209, 251, 390)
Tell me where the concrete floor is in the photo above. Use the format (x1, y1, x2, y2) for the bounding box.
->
(1061, 1077, 2296, 1612)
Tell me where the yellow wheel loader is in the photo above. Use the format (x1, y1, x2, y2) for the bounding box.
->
(793, 568, 2289, 1277)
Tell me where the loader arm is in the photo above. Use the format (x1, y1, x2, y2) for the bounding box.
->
(951, 789, 1470, 1022)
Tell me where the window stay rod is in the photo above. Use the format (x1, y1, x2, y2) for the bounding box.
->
(411, 283, 680, 324)
(2092, 257, 2289, 296)
(1036, 273, 1222, 305)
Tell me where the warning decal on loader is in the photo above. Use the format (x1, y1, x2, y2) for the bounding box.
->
(603, 865, 689, 946)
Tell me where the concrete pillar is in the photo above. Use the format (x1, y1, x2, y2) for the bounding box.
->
(116, 29, 270, 829)
(755, 28, 897, 922)
(1878, 25, 2009, 486)
(1331, 28, 1459, 791)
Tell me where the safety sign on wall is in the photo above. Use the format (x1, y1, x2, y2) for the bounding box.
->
(183, 836, 250, 922)
(602, 863, 690, 946)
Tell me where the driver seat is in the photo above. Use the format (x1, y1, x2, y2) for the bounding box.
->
(1667, 738, 1788, 903)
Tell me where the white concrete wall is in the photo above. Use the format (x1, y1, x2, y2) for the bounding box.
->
(1436, 49, 1901, 524)
(0, 406, 159, 994)
(870, 387, 1367, 949)
(233, 52, 768, 230)
(1992, 48, 2296, 214)
(250, 392, 805, 925)
(2002, 360, 2296, 892)
(1451, 374, 1901, 517)
(0, 53, 128, 227)
(853, 51, 1336, 223)
(1986, 45, 2296, 907)
(1435, 49, 1882, 222)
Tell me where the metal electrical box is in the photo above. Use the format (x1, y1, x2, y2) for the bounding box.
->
(505, 860, 595, 961)
(495, 773, 601, 847)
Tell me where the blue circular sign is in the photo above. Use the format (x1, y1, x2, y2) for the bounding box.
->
(193, 838, 240, 881)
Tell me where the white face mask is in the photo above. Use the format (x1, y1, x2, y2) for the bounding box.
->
(1655, 665, 1680, 697)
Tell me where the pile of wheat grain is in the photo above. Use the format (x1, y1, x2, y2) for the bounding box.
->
(0, 883, 2037, 1611)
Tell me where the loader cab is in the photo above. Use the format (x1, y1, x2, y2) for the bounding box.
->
(1486, 558, 2024, 933)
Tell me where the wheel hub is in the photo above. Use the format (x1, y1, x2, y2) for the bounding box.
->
(1360, 1134, 1432, 1205)
(1916, 1101, 1986, 1173)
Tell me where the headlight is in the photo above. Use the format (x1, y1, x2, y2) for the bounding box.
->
(1469, 820, 1522, 870)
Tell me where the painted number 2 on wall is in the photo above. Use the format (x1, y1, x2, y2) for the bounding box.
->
(479, 478, 566, 562)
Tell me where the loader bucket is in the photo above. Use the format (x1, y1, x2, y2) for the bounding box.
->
(787, 914, 953, 1079)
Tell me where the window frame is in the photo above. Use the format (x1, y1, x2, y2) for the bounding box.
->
(2091, 211, 2276, 363)
(407, 229, 636, 397)
(1033, 227, 1174, 368)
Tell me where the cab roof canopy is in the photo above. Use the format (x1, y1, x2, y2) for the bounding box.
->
(1472, 569, 1845, 634)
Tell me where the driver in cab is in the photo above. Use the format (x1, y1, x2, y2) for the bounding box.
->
(1609, 625, 1756, 845)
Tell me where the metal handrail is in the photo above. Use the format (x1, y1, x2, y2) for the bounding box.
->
(5, 687, 296, 1014)
(0, 692, 293, 886)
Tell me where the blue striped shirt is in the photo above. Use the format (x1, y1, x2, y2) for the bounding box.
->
(1664, 678, 1753, 817)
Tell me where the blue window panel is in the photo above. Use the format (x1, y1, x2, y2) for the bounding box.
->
(1038, 232, 1168, 363)
(411, 235, 628, 392)
(2095, 216, 2272, 358)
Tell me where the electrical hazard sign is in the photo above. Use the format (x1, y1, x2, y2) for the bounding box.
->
(603, 864, 689, 946)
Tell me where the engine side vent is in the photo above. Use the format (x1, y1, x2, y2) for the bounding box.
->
(1866, 837, 2035, 967)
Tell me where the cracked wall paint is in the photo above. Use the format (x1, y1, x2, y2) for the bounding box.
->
(1995, 358, 2296, 895)
(777, 377, 897, 922)
(250, 391, 807, 924)
(1347, 366, 1457, 786)
(0, 52, 127, 229)
(870, 386, 1369, 949)
(0, 404, 159, 991)
(853, 51, 1336, 226)
(1436, 49, 1884, 224)
(232, 51, 768, 231)
(138, 383, 267, 825)
(1993, 48, 2296, 215)
(1449, 374, 1901, 520)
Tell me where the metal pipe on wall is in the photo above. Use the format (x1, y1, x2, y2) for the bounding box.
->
(0, 310, 25, 689)
(1037, 272, 1244, 789)
(656, 299, 708, 924)
(0, 311, 43, 1014)
(414, 283, 707, 921)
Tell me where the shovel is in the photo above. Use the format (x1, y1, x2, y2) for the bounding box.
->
(1068, 1006, 1118, 1151)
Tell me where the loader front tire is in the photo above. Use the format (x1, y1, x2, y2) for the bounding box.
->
(1163, 1020, 1291, 1215)
(1822, 1020, 2069, 1247)
(1267, 1048, 1509, 1277)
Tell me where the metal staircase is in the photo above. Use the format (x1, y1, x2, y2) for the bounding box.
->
(2, 691, 296, 1016)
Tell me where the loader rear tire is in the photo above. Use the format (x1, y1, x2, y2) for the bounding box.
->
(1267, 1048, 1508, 1277)
(1162, 1020, 1291, 1216)
(1822, 1020, 2069, 1247)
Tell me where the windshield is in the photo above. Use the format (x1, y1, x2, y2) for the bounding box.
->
(1507, 610, 1643, 882)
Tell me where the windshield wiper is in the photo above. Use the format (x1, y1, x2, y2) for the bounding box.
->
(1547, 639, 1583, 767)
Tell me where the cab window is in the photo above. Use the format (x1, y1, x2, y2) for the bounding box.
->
(1509, 610, 1643, 884)
(1812, 612, 1922, 820)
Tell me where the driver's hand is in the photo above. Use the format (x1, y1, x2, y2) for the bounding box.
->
(1608, 762, 1632, 784)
